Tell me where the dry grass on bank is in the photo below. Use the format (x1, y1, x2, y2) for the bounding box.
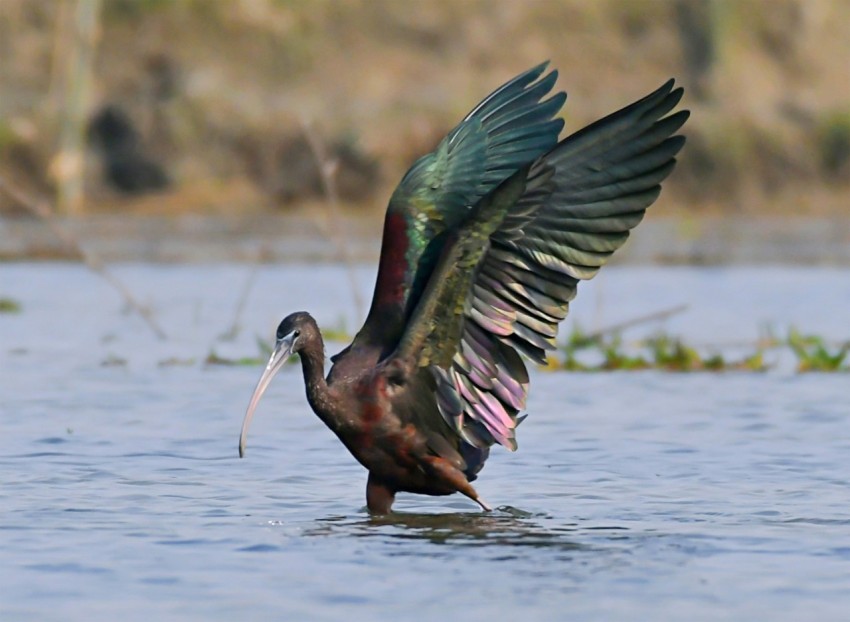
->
(1, 0, 848, 218)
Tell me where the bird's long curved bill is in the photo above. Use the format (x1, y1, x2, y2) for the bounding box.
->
(238, 338, 293, 458)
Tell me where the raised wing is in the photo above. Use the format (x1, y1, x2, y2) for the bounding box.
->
(389, 168, 531, 458)
(393, 167, 531, 368)
(399, 78, 689, 451)
(350, 63, 566, 354)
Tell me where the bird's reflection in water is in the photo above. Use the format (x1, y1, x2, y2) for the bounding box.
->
(304, 506, 590, 555)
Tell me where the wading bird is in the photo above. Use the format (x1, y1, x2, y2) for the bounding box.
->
(239, 63, 688, 513)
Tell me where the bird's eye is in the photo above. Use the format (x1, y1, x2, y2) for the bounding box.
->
(293, 330, 300, 338)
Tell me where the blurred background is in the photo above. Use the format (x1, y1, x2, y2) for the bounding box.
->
(2, 6, 850, 616)
(1, 0, 848, 263)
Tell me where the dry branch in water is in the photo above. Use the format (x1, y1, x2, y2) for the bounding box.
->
(298, 118, 365, 321)
(216, 119, 367, 346)
(218, 262, 260, 342)
(215, 119, 367, 346)
(0, 177, 167, 340)
(583, 304, 690, 342)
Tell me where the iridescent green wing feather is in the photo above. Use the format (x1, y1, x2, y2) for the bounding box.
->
(397, 79, 689, 451)
(352, 63, 565, 351)
(393, 167, 530, 368)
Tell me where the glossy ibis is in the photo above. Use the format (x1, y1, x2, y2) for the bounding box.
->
(239, 63, 688, 513)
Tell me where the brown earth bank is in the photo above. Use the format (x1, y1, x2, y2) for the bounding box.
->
(1, 0, 849, 220)
(3, 212, 850, 265)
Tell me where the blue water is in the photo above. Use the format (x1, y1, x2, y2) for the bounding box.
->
(1, 264, 849, 620)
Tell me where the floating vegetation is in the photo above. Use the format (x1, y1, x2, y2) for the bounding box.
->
(0, 297, 21, 313)
(198, 318, 845, 374)
(157, 357, 196, 368)
(204, 335, 298, 366)
(100, 354, 127, 367)
(321, 323, 355, 343)
(255, 336, 273, 358)
(205, 327, 847, 373)
(204, 350, 266, 367)
(548, 324, 845, 373)
(787, 329, 849, 373)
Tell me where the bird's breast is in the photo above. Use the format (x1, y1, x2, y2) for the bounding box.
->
(328, 371, 428, 480)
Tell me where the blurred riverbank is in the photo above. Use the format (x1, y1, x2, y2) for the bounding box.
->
(3, 213, 850, 264)
(2, 0, 849, 220)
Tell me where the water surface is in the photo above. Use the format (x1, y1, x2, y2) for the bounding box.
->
(1, 264, 849, 620)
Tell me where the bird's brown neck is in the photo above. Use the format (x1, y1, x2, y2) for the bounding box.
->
(298, 336, 335, 426)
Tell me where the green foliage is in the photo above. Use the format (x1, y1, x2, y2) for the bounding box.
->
(549, 325, 788, 373)
(600, 334, 650, 371)
(787, 328, 848, 372)
(157, 357, 196, 367)
(321, 320, 353, 343)
(197, 323, 844, 374)
(206, 335, 302, 367)
(100, 354, 127, 367)
(646, 334, 702, 371)
(103, 0, 172, 21)
(0, 297, 22, 313)
(255, 336, 273, 358)
(817, 109, 850, 179)
(739, 351, 768, 372)
(206, 338, 272, 367)
(0, 121, 16, 150)
(204, 350, 266, 367)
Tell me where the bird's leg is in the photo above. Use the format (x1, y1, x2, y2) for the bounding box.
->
(424, 456, 493, 512)
(474, 496, 493, 512)
(366, 472, 396, 515)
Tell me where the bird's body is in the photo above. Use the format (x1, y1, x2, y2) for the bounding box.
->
(239, 63, 689, 513)
(269, 312, 491, 513)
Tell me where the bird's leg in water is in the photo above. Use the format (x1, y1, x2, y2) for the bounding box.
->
(366, 473, 396, 514)
(424, 456, 493, 512)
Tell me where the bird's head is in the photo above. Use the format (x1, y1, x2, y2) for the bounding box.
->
(238, 311, 316, 458)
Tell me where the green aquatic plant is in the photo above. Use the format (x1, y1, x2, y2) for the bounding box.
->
(563, 324, 599, 350)
(646, 333, 702, 371)
(208, 323, 840, 374)
(208, 334, 304, 367)
(0, 297, 22, 313)
(100, 354, 127, 367)
(600, 334, 650, 371)
(256, 336, 273, 358)
(157, 357, 196, 368)
(550, 323, 774, 373)
(321, 323, 355, 343)
(204, 350, 266, 367)
(738, 351, 768, 372)
(787, 328, 848, 373)
(553, 324, 597, 372)
(702, 353, 726, 371)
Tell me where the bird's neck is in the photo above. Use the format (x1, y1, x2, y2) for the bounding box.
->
(298, 339, 333, 423)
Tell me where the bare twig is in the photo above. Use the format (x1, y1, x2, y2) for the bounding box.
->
(218, 261, 261, 341)
(584, 303, 689, 341)
(298, 118, 365, 321)
(218, 120, 366, 347)
(0, 177, 168, 340)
